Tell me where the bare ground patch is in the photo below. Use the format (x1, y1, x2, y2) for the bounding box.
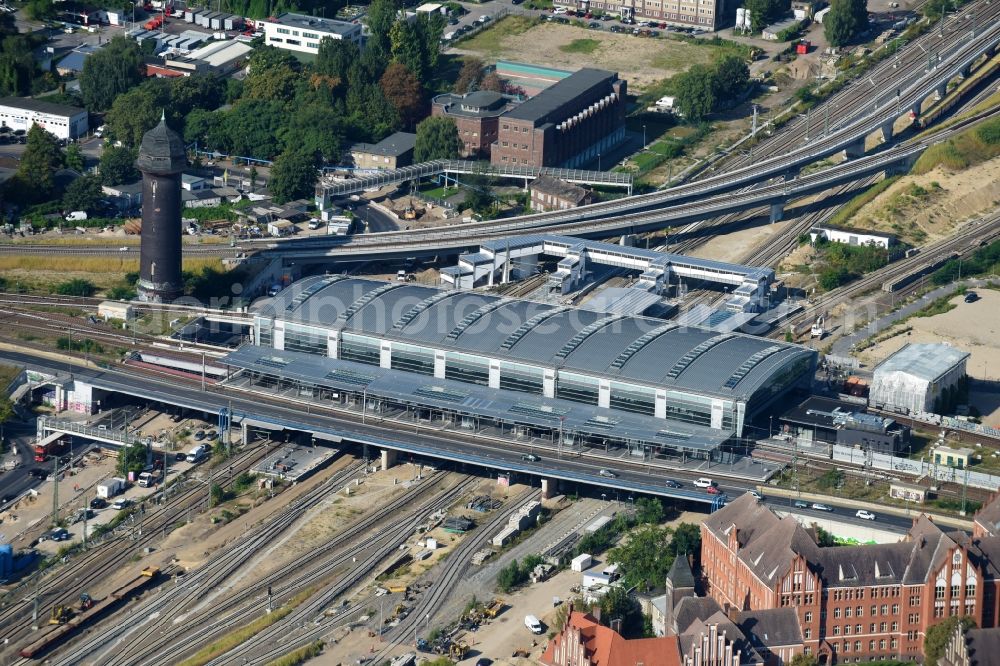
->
(450, 21, 724, 90)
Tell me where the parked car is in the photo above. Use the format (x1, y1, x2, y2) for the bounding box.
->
(811, 502, 834, 512)
(90, 497, 107, 510)
(964, 292, 979, 303)
(664, 479, 683, 488)
(194, 430, 206, 441)
(112, 498, 132, 511)
(794, 500, 809, 509)
(856, 510, 877, 520)
(72, 509, 95, 524)
(598, 468, 617, 478)
(521, 453, 541, 462)
(588, 21, 601, 28)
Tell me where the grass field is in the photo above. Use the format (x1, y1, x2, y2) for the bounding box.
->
(0, 256, 226, 293)
(559, 38, 600, 54)
(452, 18, 736, 90)
(913, 115, 1000, 173)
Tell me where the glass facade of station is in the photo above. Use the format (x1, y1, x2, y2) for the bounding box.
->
(252, 319, 802, 438)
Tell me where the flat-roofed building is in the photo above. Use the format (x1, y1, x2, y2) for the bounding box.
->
(554, 0, 732, 30)
(0, 97, 88, 140)
(491, 68, 626, 169)
(262, 13, 362, 55)
(431, 90, 514, 158)
(350, 131, 416, 170)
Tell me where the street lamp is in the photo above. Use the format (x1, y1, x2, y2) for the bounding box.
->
(642, 125, 647, 149)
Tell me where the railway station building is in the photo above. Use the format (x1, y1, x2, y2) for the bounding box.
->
(223, 276, 816, 462)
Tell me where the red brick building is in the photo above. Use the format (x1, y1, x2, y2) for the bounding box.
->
(430, 90, 514, 158)
(541, 608, 683, 666)
(490, 68, 626, 169)
(700, 494, 1000, 664)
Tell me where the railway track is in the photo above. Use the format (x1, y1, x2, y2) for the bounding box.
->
(0, 444, 273, 661)
(778, 211, 1000, 336)
(376, 487, 540, 656)
(196, 476, 479, 665)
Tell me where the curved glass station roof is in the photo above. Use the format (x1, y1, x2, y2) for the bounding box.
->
(256, 276, 814, 401)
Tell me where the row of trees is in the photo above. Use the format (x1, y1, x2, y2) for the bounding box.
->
(672, 55, 751, 122)
(74, 0, 446, 202)
(0, 13, 56, 97)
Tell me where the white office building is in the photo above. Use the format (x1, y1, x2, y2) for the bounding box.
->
(0, 98, 88, 140)
(262, 13, 362, 55)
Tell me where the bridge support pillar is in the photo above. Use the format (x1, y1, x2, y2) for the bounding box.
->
(381, 449, 397, 471)
(541, 478, 558, 499)
(880, 120, 894, 144)
(959, 65, 970, 79)
(770, 202, 785, 223)
(783, 170, 797, 182)
(936, 82, 947, 101)
(843, 138, 866, 160)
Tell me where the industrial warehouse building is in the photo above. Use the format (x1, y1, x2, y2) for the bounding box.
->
(554, 0, 730, 30)
(490, 68, 627, 169)
(0, 98, 88, 140)
(869, 343, 970, 416)
(224, 276, 816, 461)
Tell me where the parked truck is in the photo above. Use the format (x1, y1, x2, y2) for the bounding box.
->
(524, 614, 542, 634)
(96, 477, 127, 499)
(33, 436, 69, 463)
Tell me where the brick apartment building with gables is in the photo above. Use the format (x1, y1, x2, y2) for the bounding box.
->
(700, 494, 1000, 664)
(490, 68, 626, 169)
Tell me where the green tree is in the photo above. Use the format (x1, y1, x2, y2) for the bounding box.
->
(64, 143, 85, 173)
(366, 0, 400, 59)
(80, 35, 144, 111)
(743, 0, 790, 31)
(243, 62, 300, 102)
(269, 149, 317, 204)
(599, 586, 645, 638)
(316, 37, 360, 83)
(635, 497, 664, 525)
(209, 482, 226, 507)
(62, 175, 104, 214)
(222, 99, 287, 160)
(712, 55, 750, 100)
(10, 124, 62, 204)
(669, 522, 702, 561)
(608, 525, 673, 591)
(99, 145, 139, 186)
(183, 108, 225, 148)
(279, 102, 345, 164)
(345, 83, 399, 141)
(105, 81, 171, 148)
(117, 441, 147, 475)
(923, 0, 951, 19)
(824, 0, 868, 46)
(169, 74, 226, 116)
(673, 64, 716, 122)
(415, 11, 446, 72)
(925, 616, 976, 666)
(380, 62, 424, 130)
(390, 20, 426, 82)
(414, 116, 460, 162)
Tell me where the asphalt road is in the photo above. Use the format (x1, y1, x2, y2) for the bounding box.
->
(0, 349, 924, 536)
(355, 202, 399, 233)
(0, 422, 49, 511)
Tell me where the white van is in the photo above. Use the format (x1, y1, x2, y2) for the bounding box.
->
(185, 445, 208, 464)
(693, 477, 715, 488)
(524, 614, 542, 634)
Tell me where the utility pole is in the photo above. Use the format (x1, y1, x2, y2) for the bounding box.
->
(52, 454, 59, 525)
(201, 353, 206, 391)
(82, 492, 88, 550)
(31, 571, 40, 630)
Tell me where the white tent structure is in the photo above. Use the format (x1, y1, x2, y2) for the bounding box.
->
(869, 343, 969, 415)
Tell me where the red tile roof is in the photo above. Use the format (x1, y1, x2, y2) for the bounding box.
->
(541, 610, 682, 666)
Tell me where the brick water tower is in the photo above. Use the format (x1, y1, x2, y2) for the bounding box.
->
(136, 113, 186, 302)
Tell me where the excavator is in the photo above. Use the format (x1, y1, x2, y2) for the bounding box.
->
(49, 593, 93, 625)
